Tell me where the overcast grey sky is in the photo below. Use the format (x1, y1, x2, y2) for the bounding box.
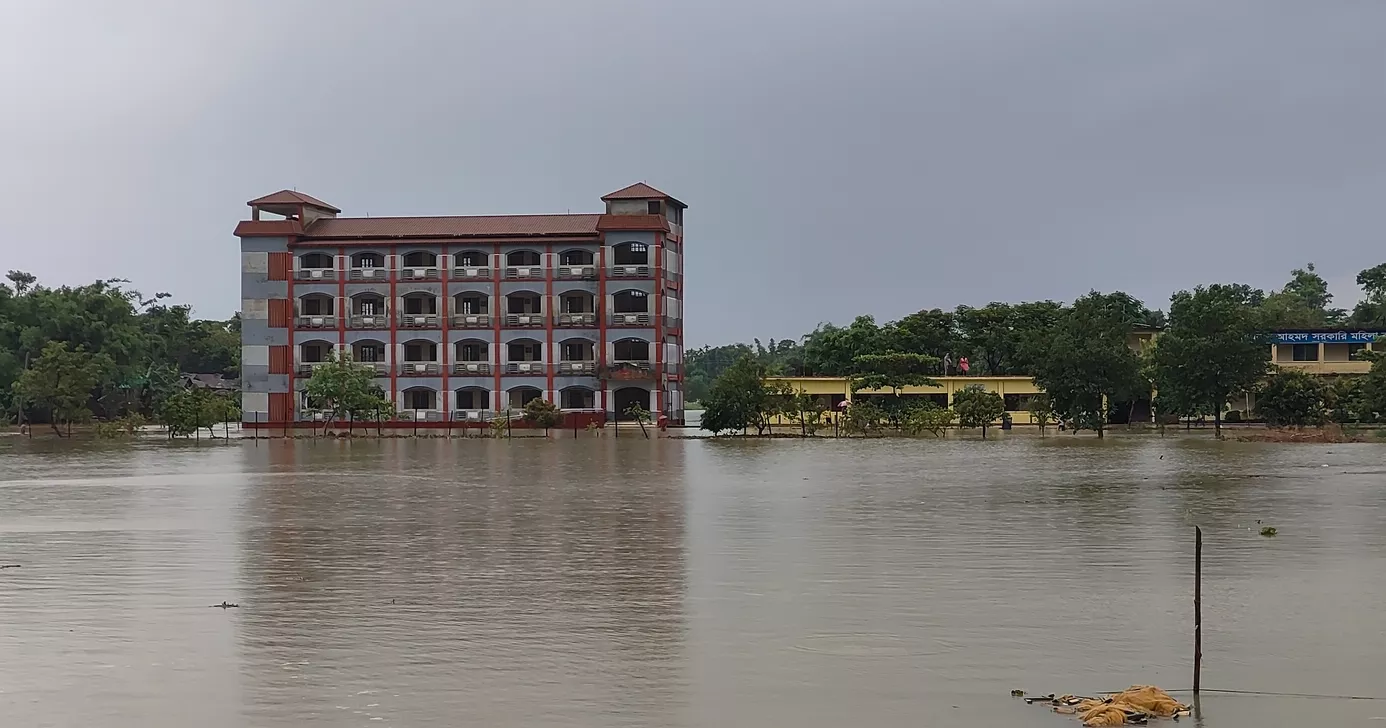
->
(2, 0, 1383, 345)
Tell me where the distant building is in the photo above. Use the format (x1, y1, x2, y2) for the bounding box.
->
(770, 328, 1382, 425)
(234, 183, 686, 428)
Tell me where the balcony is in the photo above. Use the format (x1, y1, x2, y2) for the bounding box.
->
(398, 362, 442, 376)
(504, 361, 546, 375)
(609, 264, 651, 278)
(400, 313, 441, 329)
(602, 361, 655, 381)
(296, 361, 330, 376)
(555, 312, 597, 327)
(348, 267, 387, 281)
(451, 409, 495, 422)
(451, 266, 492, 281)
(295, 315, 337, 329)
(1276, 360, 1372, 375)
(349, 313, 389, 330)
(401, 267, 441, 281)
(556, 264, 597, 280)
(610, 312, 652, 327)
(505, 265, 545, 280)
(452, 362, 493, 376)
(356, 361, 390, 376)
(295, 267, 338, 281)
(505, 313, 544, 327)
(452, 313, 492, 328)
(557, 361, 597, 375)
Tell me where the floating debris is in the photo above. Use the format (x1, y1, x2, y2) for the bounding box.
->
(0, 564, 20, 569)
(1019, 686, 1190, 726)
(1260, 526, 1278, 537)
(210, 602, 240, 609)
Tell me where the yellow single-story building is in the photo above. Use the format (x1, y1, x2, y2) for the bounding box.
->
(768, 375, 1046, 424)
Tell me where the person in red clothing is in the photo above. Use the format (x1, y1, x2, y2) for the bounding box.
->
(959, 356, 970, 375)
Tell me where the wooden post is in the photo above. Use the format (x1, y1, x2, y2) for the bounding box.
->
(1194, 526, 1203, 695)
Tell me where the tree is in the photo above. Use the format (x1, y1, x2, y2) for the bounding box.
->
(699, 355, 773, 435)
(1150, 284, 1272, 438)
(303, 351, 390, 435)
(842, 399, 886, 437)
(1261, 263, 1345, 329)
(1352, 350, 1386, 421)
(1031, 291, 1147, 438)
(801, 316, 886, 375)
(788, 390, 827, 436)
(522, 397, 563, 434)
(1256, 370, 1329, 427)
(902, 403, 953, 437)
(952, 385, 1005, 439)
(1350, 263, 1386, 328)
(12, 342, 113, 435)
(1026, 393, 1054, 435)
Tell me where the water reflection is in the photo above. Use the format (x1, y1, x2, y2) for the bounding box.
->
(1, 434, 1384, 727)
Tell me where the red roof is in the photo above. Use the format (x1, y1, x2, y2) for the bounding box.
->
(301, 214, 603, 239)
(247, 190, 341, 213)
(596, 214, 670, 232)
(601, 182, 686, 207)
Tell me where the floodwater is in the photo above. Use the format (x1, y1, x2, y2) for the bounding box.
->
(2, 434, 1385, 727)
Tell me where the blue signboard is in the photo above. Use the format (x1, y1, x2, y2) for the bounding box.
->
(1274, 331, 1383, 344)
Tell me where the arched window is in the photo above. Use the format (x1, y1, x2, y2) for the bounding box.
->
(298, 293, 334, 316)
(507, 339, 543, 362)
(613, 338, 650, 362)
(454, 340, 488, 362)
(506, 250, 542, 266)
(561, 387, 596, 410)
(560, 291, 595, 313)
(508, 387, 543, 409)
(612, 290, 649, 313)
(402, 387, 437, 411)
(612, 387, 651, 418)
(613, 242, 649, 266)
(506, 292, 543, 315)
(402, 250, 437, 268)
(352, 339, 386, 363)
(559, 249, 594, 265)
(299, 252, 333, 269)
(454, 387, 490, 410)
(454, 250, 488, 267)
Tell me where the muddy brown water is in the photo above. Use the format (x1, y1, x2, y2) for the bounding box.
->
(2, 434, 1385, 727)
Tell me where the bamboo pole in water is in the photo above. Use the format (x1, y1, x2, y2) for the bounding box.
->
(1194, 526, 1203, 695)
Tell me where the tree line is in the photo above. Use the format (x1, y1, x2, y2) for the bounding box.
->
(695, 263, 1386, 437)
(2, 271, 240, 435)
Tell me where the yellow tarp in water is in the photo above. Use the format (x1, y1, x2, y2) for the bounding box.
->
(1039, 685, 1190, 726)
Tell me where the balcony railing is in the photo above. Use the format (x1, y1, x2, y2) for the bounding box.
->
(504, 266, 544, 279)
(1276, 360, 1372, 375)
(609, 264, 651, 277)
(452, 362, 492, 376)
(349, 314, 388, 329)
(505, 313, 544, 327)
(557, 361, 597, 375)
(451, 266, 492, 281)
(504, 361, 546, 375)
(401, 267, 441, 281)
(610, 312, 652, 327)
(602, 361, 655, 380)
(399, 313, 440, 329)
(555, 312, 597, 327)
(398, 362, 441, 376)
(295, 268, 338, 281)
(451, 409, 495, 422)
(296, 361, 330, 376)
(398, 409, 445, 422)
(557, 265, 597, 279)
(356, 362, 390, 376)
(348, 267, 386, 281)
(295, 315, 337, 329)
(452, 313, 492, 328)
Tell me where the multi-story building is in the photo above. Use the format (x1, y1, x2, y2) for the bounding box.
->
(235, 183, 686, 428)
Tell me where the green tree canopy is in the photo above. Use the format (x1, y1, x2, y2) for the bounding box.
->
(1256, 370, 1329, 427)
(1150, 283, 1272, 437)
(1030, 291, 1146, 437)
(951, 385, 1005, 438)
